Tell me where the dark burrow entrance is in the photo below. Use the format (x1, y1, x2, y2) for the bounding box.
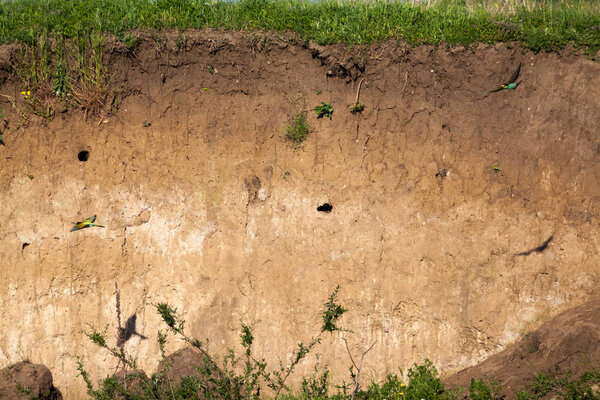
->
(78, 150, 89, 162)
(317, 203, 333, 212)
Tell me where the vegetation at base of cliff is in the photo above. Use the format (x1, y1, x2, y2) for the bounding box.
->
(516, 370, 600, 400)
(77, 285, 600, 400)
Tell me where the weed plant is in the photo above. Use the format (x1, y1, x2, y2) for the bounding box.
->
(350, 103, 365, 115)
(78, 286, 351, 399)
(77, 283, 600, 400)
(286, 112, 310, 144)
(12, 29, 111, 119)
(516, 370, 600, 400)
(314, 102, 334, 120)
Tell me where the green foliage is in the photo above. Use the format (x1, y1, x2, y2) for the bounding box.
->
(157, 330, 168, 360)
(80, 287, 350, 400)
(52, 61, 68, 98)
(13, 29, 111, 120)
(77, 287, 600, 400)
(358, 373, 406, 400)
(469, 377, 502, 400)
(240, 323, 254, 357)
(156, 302, 182, 331)
(121, 33, 141, 52)
(1, 0, 599, 53)
(143, 119, 151, 127)
(531, 372, 554, 397)
(301, 366, 330, 399)
(314, 102, 334, 120)
(350, 103, 365, 115)
(404, 359, 449, 400)
(516, 370, 600, 400)
(321, 285, 346, 333)
(15, 383, 31, 395)
(286, 112, 309, 144)
(86, 328, 106, 347)
(3, 0, 600, 120)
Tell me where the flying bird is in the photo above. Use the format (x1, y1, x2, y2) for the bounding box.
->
(483, 62, 522, 95)
(70, 215, 105, 231)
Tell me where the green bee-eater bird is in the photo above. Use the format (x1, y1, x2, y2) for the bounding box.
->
(71, 215, 105, 231)
(483, 62, 521, 95)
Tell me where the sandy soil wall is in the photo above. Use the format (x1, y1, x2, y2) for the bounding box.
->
(0, 31, 599, 398)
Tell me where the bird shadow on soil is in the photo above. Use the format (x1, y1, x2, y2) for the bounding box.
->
(515, 234, 554, 256)
(117, 314, 148, 347)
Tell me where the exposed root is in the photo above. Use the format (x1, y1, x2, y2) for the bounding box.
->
(354, 77, 365, 105)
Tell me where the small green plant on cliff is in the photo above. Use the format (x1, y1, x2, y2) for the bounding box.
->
(285, 112, 309, 145)
(314, 102, 334, 120)
(350, 103, 365, 114)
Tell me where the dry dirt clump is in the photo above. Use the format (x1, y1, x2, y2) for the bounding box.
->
(156, 347, 225, 395)
(0, 30, 599, 399)
(0, 361, 63, 399)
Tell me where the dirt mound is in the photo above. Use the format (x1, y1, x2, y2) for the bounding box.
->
(0, 361, 62, 399)
(0, 31, 599, 399)
(156, 347, 224, 394)
(447, 296, 600, 398)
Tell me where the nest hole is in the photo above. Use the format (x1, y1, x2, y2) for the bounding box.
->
(317, 203, 333, 213)
(78, 150, 90, 162)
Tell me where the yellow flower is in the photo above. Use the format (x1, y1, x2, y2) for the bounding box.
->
(20, 90, 31, 99)
(401, 383, 405, 387)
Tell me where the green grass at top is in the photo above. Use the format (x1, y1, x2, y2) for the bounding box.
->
(0, 0, 599, 52)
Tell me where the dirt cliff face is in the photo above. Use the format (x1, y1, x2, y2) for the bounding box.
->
(0, 31, 598, 399)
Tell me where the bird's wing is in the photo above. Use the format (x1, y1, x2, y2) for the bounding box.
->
(86, 215, 97, 223)
(483, 86, 504, 95)
(71, 225, 82, 232)
(506, 62, 521, 84)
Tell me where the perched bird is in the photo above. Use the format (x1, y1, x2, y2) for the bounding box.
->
(70, 215, 105, 231)
(483, 62, 522, 95)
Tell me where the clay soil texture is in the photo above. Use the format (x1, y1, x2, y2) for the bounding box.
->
(0, 31, 599, 399)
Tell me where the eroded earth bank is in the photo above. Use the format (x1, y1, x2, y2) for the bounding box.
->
(0, 31, 599, 399)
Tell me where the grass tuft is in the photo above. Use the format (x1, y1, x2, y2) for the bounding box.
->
(286, 112, 309, 144)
